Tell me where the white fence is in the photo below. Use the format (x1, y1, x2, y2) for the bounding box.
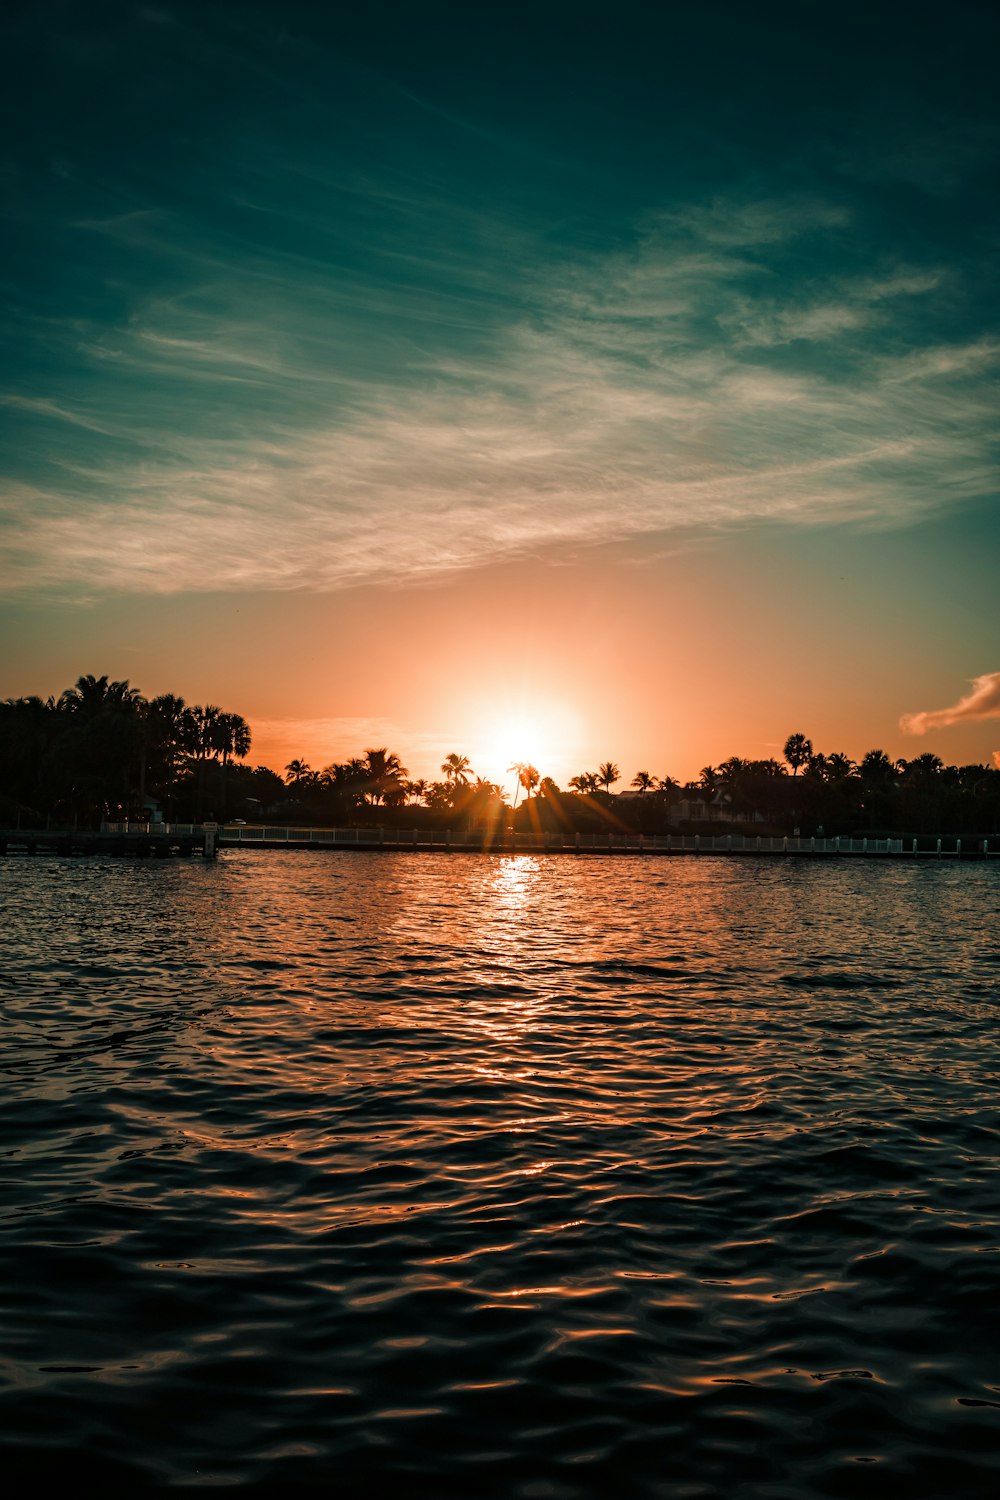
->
(99, 824, 993, 856)
(103, 822, 204, 835)
(218, 826, 911, 855)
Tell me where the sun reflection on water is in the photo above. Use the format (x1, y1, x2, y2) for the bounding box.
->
(464, 857, 553, 1047)
(488, 854, 540, 916)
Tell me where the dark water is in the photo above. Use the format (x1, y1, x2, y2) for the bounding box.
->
(2, 852, 999, 1496)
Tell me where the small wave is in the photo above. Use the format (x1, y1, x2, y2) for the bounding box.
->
(2, 851, 998, 1492)
(781, 971, 905, 990)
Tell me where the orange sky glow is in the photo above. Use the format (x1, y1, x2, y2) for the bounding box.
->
(2, 6, 997, 787)
(8, 519, 979, 793)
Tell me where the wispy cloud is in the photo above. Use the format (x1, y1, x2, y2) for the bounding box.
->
(718, 268, 944, 348)
(901, 673, 1000, 735)
(2, 190, 996, 596)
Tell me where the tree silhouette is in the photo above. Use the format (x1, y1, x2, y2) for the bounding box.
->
(424, 781, 454, 812)
(698, 765, 720, 797)
(146, 695, 186, 777)
(597, 761, 619, 793)
(362, 747, 408, 806)
(519, 764, 540, 797)
(8, 673, 1000, 837)
(825, 752, 856, 783)
(211, 713, 251, 818)
(899, 752, 944, 787)
(507, 762, 527, 814)
(55, 675, 146, 816)
(783, 733, 813, 776)
(213, 713, 251, 765)
(859, 749, 896, 785)
(717, 757, 748, 789)
(441, 752, 472, 785)
(569, 772, 599, 794)
(59, 674, 142, 721)
(0, 676, 257, 827)
(857, 749, 898, 829)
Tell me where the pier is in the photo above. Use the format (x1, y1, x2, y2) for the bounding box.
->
(0, 824, 216, 858)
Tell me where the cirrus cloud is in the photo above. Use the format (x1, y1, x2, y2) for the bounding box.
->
(2, 183, 997, 599)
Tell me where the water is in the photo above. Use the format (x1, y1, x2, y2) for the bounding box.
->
(2, 852, 999, 1496)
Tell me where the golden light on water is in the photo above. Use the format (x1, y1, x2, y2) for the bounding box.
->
(489, 854, 539, 923)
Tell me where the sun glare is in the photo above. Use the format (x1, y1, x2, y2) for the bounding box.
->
(468, 700, 583, 792)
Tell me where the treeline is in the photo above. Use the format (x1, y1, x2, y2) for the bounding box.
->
(281, 750, 505, 827)
(278, 737, 1000, 838)
(3, 683, 998, 837)
(687, 738, 1000, 836)
(0, 675, 268, 827)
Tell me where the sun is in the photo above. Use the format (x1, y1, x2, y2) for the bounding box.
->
(494, 719, 549, 773)
(467, 700, 582, 792)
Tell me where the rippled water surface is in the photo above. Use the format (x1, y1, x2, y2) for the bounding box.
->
(2, 851, 999, 1496)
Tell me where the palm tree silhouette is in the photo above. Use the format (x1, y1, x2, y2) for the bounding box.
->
(441, 753, 472, 785)
(860, 749, 896, 784)
(631, 770, 655, 796)
(698, 765, 719, 797)
(363, 747, 408, 806)
(569, 772, 599, 795)
(520, 765, 540, 798)
(597, 761, 620, 794)
(59, 674, 142, 720)
(212, 713, 251, 817)
(213, 713, 251, 765)
(717, 757, 748, 793)
(507, 762, 526, 816)
(783, 733, 813, 776)
(825, 752, 856, 783)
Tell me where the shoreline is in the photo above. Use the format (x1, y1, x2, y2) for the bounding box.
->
(1, 826, 993, 861)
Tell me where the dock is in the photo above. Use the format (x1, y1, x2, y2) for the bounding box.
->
(0, 824, 216, 858)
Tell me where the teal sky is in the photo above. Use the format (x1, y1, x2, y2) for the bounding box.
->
(2, 1, 998, 780)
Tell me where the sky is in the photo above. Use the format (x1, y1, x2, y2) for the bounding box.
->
(2, 0, 998, 790)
